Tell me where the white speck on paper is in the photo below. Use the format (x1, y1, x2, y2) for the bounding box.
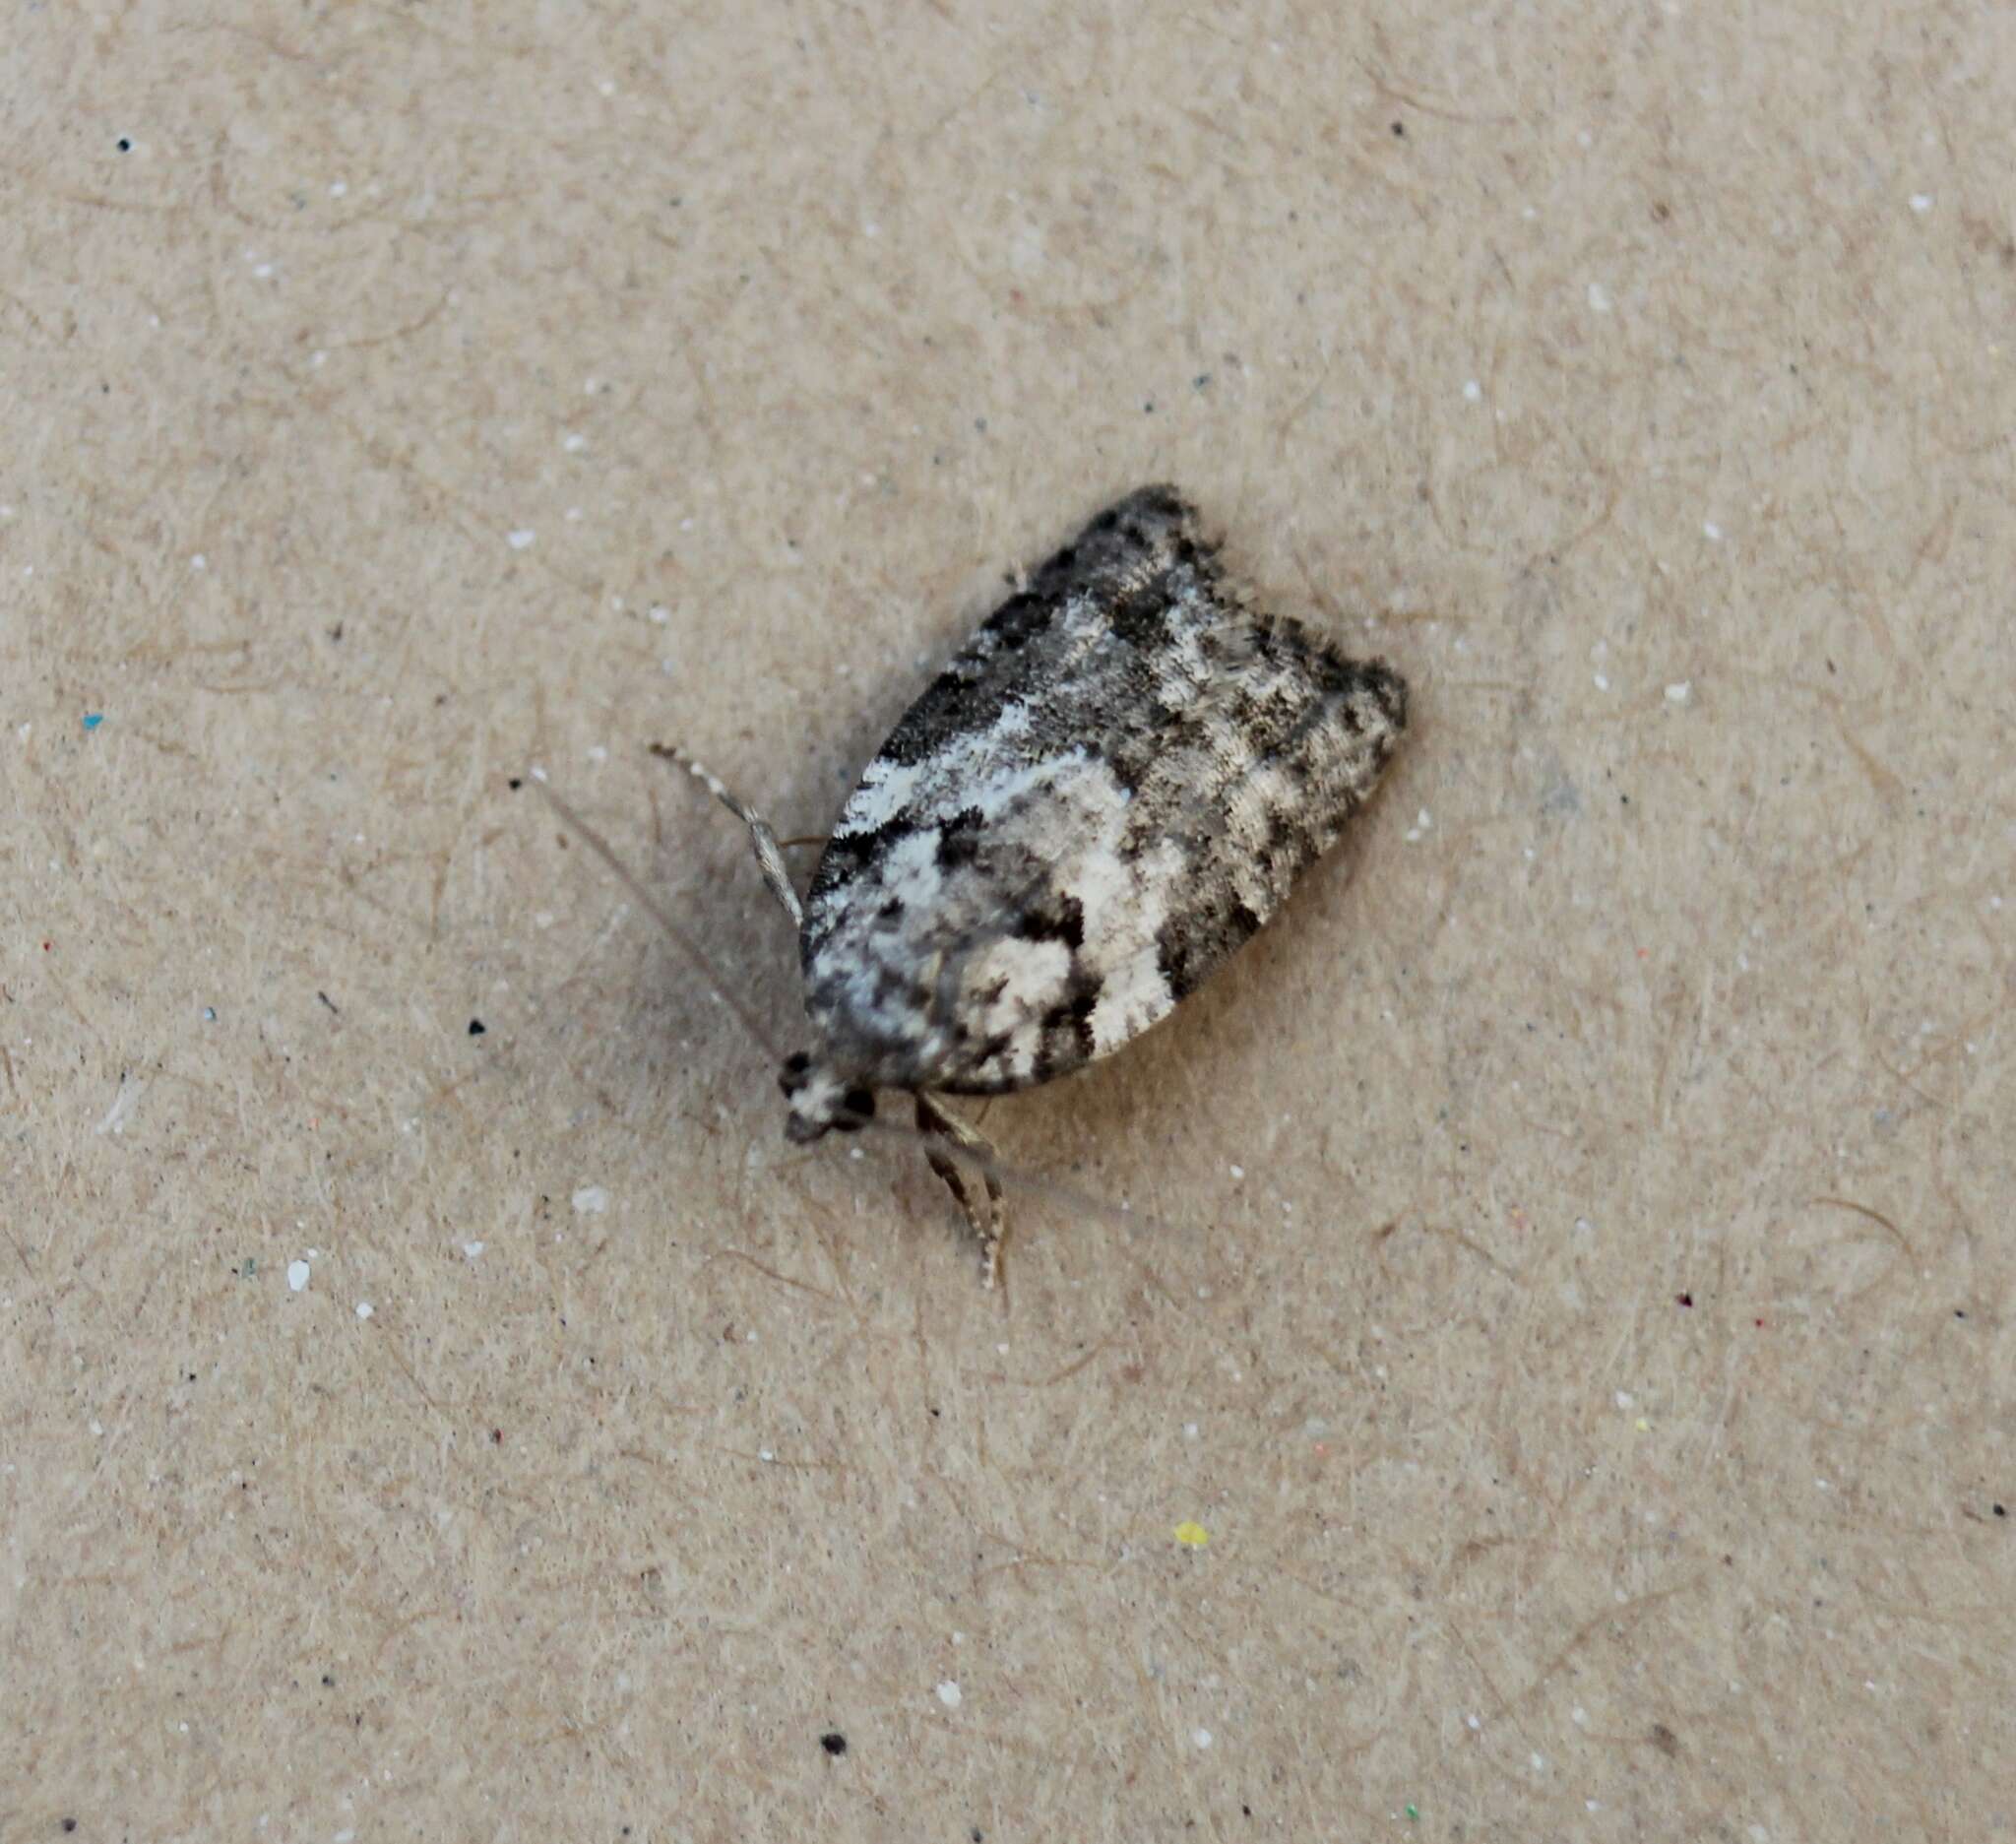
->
(190, 553, 207, 571)
(571, 1184, 609, 1214)
(1703, 521, 1723, 541)
(1592, 672, 1610, 691)
(354, 1302, 372, 1320)
(1228, 1164, 1244, 1180)
(936, 1681, 962, 1708)
(1665, 681, 1692, 704)
(1462, 378, 1482, 402)
(1910, 193, 1932, 214)
(286, 1260, 311, 1292)
(329, 180, 347, 197)
(1184, 1422, 1200, 1438)
(1587, 282, 1611, 313)
(1467, 1713, 1481, 1731)
(94, 1075, 144, 1137)
(507, 529, 536, 550)
(648, 604, 670, 624)
(1572, 1705, 1589, 1725)
(462, 1240, 485, 1258)
(1192, 1727, 1214, 1749)
(1615, 1390, 1635, 1409)
(563, 432, 587, 452)
(1530, 1750, 1546, 1771)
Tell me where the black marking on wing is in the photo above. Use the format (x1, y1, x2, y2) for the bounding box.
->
(804, 811, 919, 945)
(1035, 981, 1102, 1079)
(1157, 897, 1266, 1001)
(1013, 892, 1085, 950)
(934, 805, 986, 871)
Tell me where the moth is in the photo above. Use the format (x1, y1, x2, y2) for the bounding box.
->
(656, 484, 1408, 1285)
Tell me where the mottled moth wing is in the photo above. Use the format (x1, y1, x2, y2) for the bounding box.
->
(799, 486, 1407, 1098)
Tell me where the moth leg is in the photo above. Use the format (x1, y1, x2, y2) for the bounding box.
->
(914, 1092, 1006, 1289)
(649, 741, 803, 931)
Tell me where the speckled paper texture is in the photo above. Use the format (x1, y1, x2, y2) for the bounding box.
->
(4, 4, 2012, 1838)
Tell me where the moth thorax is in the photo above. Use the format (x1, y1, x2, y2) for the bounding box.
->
(779, 1051, 876, 1143)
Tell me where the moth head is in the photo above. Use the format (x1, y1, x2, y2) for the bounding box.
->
(779, 1051, 876, 1143)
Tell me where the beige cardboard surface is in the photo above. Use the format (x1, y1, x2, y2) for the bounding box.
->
(4, 3, 2013, 1838)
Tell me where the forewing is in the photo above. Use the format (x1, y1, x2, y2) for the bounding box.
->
(799, 487, 1406, 1095)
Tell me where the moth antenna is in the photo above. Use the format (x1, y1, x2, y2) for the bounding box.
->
(648, 741, 804, 931)
(855, 1117, 1182, 1241)
(526, 773, 782, 1061)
